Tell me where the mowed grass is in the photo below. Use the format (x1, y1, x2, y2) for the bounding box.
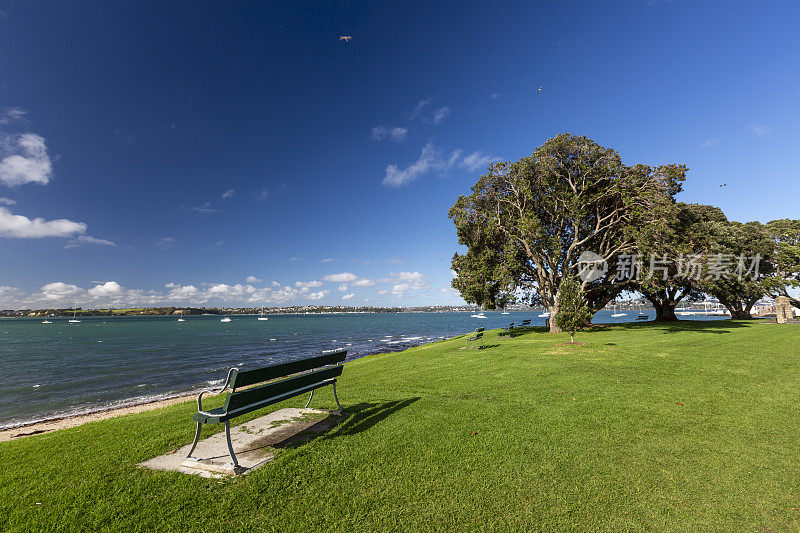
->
(2, 321, 799, 531)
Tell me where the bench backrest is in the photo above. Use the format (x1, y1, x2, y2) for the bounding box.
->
(224, 350, 346, 415)
(474, 332, 484, 339)
(521, 319, 531, 325)
(475, 327, 485, 333)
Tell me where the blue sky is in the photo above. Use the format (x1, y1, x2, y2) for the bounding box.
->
(0, 0, 798, 309)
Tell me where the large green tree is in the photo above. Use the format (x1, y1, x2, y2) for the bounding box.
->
(633, 203, 727, 321)
(449, 133, 685, 333)
(763, 219, 800, 309)
(702, 220, 772, 319)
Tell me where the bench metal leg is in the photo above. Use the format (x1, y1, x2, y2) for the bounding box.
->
(304, 389, 314, 408)
(333, 382, 344, 412)
(186, 422, 202, 459)
(224, 420, 239, 467)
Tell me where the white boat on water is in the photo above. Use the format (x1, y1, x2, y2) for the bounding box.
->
(220, 317, 232, 323)
(257, 307, 269, 321)
(177, 317, 185, 322)
(42, 320, 52, 324)
(538, 311, 550, 318)
(611, 305, 627, 318)
(471, 313, 487, 319)
(68, 308, 81, 323)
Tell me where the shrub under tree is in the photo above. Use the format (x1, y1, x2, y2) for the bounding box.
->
(554, 277, 592, 343)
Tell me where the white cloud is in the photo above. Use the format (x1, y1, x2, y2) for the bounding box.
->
(321, 258, 335, 263)
(341, 293, 355, 300)
(338, 285, 348, 292)
(410, 98, 431, 120)
(377, 289, 389, 295)
(352, 278, 375, 287)
(383, 142, 461, 187)
(323, 272, 358, 283)
(390, 271, 430, 297)
(409, 99, 451, 124)
(167, 284, 202, 301)
(433, 106, 451, 124)
(489, 92, 500, 100)
(187, 202, 218, 214)
(0, 133, 53, 187)
(40, 282, 84, 301)
(0, 207, 86, 239)
(221, 189, 235, 199)
(752, 125, 770, 136)
(0, 197, 16, 205)
(307, 290, 329, 300)
(386, 258, 403, 265)
(88, 281, 124, 299)
(256, 187, 269, 201)
(63, 235, 117, 249)
(371, 126, 408, 142)
(295, 280, 323, 288)
(245, 275, 262, 283)
(155, 237, 175, 250)
(700, 138, 721, 149)
(460, 151, 496, 172)
(0, 107, 27, 124)
(289, 257, 301, 261)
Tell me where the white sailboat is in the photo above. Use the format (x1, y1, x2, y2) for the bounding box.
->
(257, 307, 269, 321)
(68, 308, 81, 323)
(501, 307, 510, 315)
(42, 320, 52, 324)
(538, 309, 550, 318)
(220, 316, 232, 323)
(611, 305, 627, 318)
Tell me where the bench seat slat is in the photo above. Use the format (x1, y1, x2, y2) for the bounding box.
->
(193, 378, 337, 424)
(231, 350, 346, 389)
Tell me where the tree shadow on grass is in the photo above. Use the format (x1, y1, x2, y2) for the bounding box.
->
(267, 397, 421, 450)
(605, 320, 752, 334)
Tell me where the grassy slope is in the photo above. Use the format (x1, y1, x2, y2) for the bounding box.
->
(1, 322, 799, 532)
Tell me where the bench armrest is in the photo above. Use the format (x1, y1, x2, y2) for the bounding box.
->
(196, 367, 237, 415)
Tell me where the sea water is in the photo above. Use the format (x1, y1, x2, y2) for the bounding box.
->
(0, 310, 725, 428)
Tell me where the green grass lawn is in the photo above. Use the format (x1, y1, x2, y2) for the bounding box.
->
(2, 321, 799, 531)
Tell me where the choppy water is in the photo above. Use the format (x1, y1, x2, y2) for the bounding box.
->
(0, 310, 725, 428)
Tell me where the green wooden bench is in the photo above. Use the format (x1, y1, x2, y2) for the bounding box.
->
(501, 322, 515, 337)
(186, 349, 347, 468)
(465, 327, 484, 350)
(520, 319, 531, 327)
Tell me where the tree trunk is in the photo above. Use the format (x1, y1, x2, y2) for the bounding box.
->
(548, 305, 561, 333)
(653, 301, 678, 322)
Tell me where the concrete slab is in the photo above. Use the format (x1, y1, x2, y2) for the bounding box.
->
(138, 408, 341, 478)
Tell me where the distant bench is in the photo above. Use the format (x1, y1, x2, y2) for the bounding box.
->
(465, 327, 484, 349)
(501, 319, 532, 338)
(186, 350, 347, 469)
(636, 314, 649, 322)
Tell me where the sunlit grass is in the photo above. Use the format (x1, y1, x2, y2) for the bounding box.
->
(2, 321, 799, 531)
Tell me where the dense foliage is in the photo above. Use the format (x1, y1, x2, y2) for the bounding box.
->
(450, 134, 799, 328)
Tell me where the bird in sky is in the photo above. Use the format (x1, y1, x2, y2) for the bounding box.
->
(720, 183, 727, 187)
(537, 86, 543, 94)
(339, 36, 352, 42)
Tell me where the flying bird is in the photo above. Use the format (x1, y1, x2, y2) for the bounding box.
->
(537, 86, 543, 94)
(720, 183, 727, 187)
(339, 35, 353, 42)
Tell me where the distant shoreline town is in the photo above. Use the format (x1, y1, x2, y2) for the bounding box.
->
(0, 299, 723, 318)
